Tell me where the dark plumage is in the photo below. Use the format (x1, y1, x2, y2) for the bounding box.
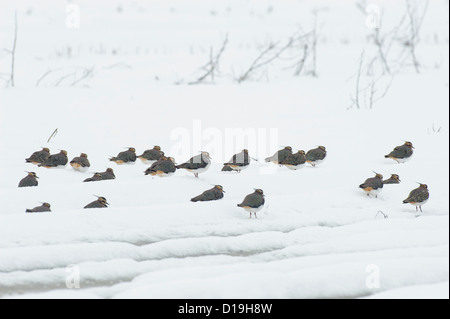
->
(280, 150, 306, 170)
(359, 173, 384, 197)
(70, 153, 90, 171)
(383, 174, 401, 185)
(18, 172, 39, 188)
(144, 157, 177, 177)
(25, 147, 50, 164)
(26, 202, 51, 213)
(110, 148, 136, 164)
(176, 152, 211, 178)
(39, 150, 68, 168)
(191, 185, 225, 202)
(385, 142, 414, 163)
(237, 189, 265, 218)
(305, 146, 327, 167)
(223, 149, 250, 172)
(265, 147, 293, 164)
(403, 184, 430, 212)
(137, 146, 164, 164)
(83, 168, 116, 182)
(221, 165, 234, 172)
(84, 197, 109, 209)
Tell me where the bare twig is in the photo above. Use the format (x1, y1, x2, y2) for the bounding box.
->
(47, 128, 58, 143)
(189, 34, 229, 85)
(71, 66, 95, 87)
(350, 50, 365, 109)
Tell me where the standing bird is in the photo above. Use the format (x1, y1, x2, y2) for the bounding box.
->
(237, 189, 265, 219)
(306, 146, 327, 167)
(18, 172, 39, 188)
(84, 196, 109, 209)
(26, 202, 51, 213)
(191, 185, 225, 202)
(359, 172, 384, 198)
(385, 141, 414, 163)
(25, 147, 50, 165)
(265, 147, 293, 165)
(137, 146, 164, 165)
(70, 153, 91, 172)
(39, 150, 68, 168)
(383, 174, 401, 185)
(109, 147, 136, 165)
(403, 184, 430, 213)
(176, 152, 211, 178)
(144, 156, 177, 177)
(223, 149, 250, 173)
(280, 150, 306, 170)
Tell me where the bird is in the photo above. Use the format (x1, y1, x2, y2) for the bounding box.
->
(84, 196, 109, 209)
(39, 150, 68, 168)
(18, 172, 39, 188)
(83, 172, 103, 182)
(237, 189, 265, 219)
(144, 156, 177, 177)
(223, 149, 250, 173)
(385, 141, 414, 163)
(403, 183, 430, 212)
(109, 147, 136, 164)
(359, 172, 384, 198)
(280, 150, 306, 170)
(191, 185, 225, 202)
(305, 146, 327, 167)
(176, 152, 211, 178)
(383, 174, 401, 184)
(83, 168, 116, 182)
(100, 168, 116, 180)
(26, 202, 51, 213)
(265, 147, 293, 165)
(137, 146, 164, 164)
(70, 153, 91, 172)
(25, 147, 50, 165)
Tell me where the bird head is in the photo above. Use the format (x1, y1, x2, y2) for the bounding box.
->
(391, 174, 401, 182)
(60, 150, 68, 156)
(404, 141, 414, 149)
(373, 171, 383, 179)
(106, 168, 114, 173)
(284, 146, 293, 151)
(94, 196, 109, 206)
(318, 146, 326, 151)
(128, 147, 136, 152)
(42, 147, 50, 152)
(42, 202, 51, 208)
(154, 145, 161, 151)
(254, 189, 264, 196)
(201, 151, 211, 159)
(417, 183, 428, 189)
(215, 185, 225, 192)
(298, 150, 306, 155)
(80, 153, 88, 158)
(27, 172, 39, 179)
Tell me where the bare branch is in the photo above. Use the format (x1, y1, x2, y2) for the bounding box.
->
(10, 11, 18, 87)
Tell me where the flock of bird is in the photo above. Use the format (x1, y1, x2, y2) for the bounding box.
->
(19, 141, 429, 217)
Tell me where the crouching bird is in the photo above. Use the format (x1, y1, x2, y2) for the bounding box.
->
(19, 172, 39, 188)
(280, 150, 306, 170)
(237, 189, 265, 219)
(137, 146, 164, 164)
(84, 196, 109, 209)
(359, 172, 384, 198)
(383, 174, 401, 185)
(144, 156, 176, 177)
(265, 147, 292, 165)
(403, 183, 429, 213)
(70, 153, 91, 172)
(176, 152, 211, 178)
(25, 147, 50, 165)
(39, 150, 68, 168)
(306, 146, 327, 167)
(26, 202, 51, 213)
(223, 149, 250, 173)
(84, 168, 116, 182)
(110, 147, 136, 165)
(385, 141, 414, 163)
(191, 185, 225, 202)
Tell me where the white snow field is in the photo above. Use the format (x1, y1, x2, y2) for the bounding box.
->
(0, 0, 448, 299)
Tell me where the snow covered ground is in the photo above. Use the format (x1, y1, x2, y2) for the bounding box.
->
(0, 0, 448, 299)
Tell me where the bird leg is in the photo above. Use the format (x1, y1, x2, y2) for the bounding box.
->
(254, 213, 258, 219)
(419, 206, 423, 213)
(416, 206, 418, 212)
(194, 173, 198, 178)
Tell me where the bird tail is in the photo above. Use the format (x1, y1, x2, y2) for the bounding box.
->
(237, 204, 242, 207)
(191, 197, 200, 203)
(384, 155, 390, 158)
(25, 209, 33, 213)
(403, 200, 409, 204)
(359, 184, 365, 189)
